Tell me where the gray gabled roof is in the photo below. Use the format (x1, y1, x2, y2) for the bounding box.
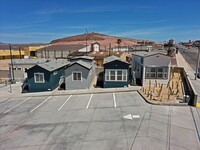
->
(37, 59, 69, 72)
(132, 51, 168, 58)
(10, 58, 47, 65)
(71, 56, 94, 61)
(36, 44, 86, 53)
(103, 55, 129, 65)
(69, 60, 92, 70)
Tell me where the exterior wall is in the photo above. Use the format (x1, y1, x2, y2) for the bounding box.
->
(112, 47, 129, 52)
(131, 45, 153, 51)
(142, 54, 171, 86)
(0, 50, 25, 60)
(27, 66, 64, 92)
(65, 64, 94, 90)
(36, 50, 69, 59)
(119, 53, 127, 61)
(24, 46, 45, 58)
(103, 60, 129, 88)
(10, 64, 44, 82)
(78, 46, 91, 52)
(131, 55, 143, 79)
(93, 44, 100, 52)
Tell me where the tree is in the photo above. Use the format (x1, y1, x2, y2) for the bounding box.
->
(117, 38, 122, 51)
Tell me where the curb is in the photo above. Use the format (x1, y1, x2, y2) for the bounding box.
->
(1, 88, 140, 99)
(137, 90, 188, 106)
(1, 87, 190, 107)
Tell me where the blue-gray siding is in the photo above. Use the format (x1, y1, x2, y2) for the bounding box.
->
(65, 63, 95, 90)
(27, 66, 65, 92)
(104, 60, 129, 88)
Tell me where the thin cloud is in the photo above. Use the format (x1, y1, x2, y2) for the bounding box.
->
(32, 4, 152, 15)
(0, 19, 51, 30)
(33, 7, 65, 15)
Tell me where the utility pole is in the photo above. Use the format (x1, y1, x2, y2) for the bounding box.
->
(109, 43, 111, 56)
(85, 28, 88, 52)
(195, 43, 200, 80)
(19, 46, 22, 59)
(9, 44, 15, 82)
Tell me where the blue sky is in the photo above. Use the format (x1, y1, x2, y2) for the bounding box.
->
(0, 0, 200, 43)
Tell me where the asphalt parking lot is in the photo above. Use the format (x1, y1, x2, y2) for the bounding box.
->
(0, 91, 199, 150)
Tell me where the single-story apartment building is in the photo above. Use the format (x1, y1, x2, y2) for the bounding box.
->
(9, 58, 47, 82)
(23, 59, 69, 92)
(103, 55, 130, 88)
(64, 56, 96, 90)
(131, 51, 171, 86)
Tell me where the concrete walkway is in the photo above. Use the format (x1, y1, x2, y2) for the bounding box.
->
(176, 52, 200, 107)
(0, 82, 141, 99)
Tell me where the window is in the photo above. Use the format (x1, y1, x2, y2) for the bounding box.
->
(105, 69, 127, 81)
(72, 72, 82, 81)
(110, 70, 115, 81)
(34, 73, 44, 83)
(17, 68, 21, 70)
(145, 67, 168, 79)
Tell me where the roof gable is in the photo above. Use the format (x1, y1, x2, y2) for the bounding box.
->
(103, 55, 129, 65)
(10, 58, 47, 65)
(67, 60, 92, 70)
(70, 56, 94, 61)
(132, 51, 169, 58)
(36, 59, 69, 72)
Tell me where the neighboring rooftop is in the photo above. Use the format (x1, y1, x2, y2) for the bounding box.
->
(132, 51, 168, 58)
(69, 60, 92, 70)
(37, 59, 69, 72)
(36, 44, 86, 52)
(103, 55, 129, 64)
(71, 56, 94, 60)
(88, 51, 124, 59)
(10, 58, 47, 65)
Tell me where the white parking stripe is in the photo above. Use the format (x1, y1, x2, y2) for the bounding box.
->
(58, 95, 72, 111)
(113, 93, 116, 108)
(30, 96, 52, 113)
(86, 94, 93, 109)
(4, 97, 32, 114)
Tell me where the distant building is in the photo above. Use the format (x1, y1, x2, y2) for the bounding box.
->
(130, 45, 153, 52)
(103, 56, 130, 88)
(182, 42, 193, 47)
(111, 46, 131, 52)
(87, 51, 127, 67)
(132, 52, 171, 86)
(91, 42, 100, 52)
(22, 59, 69, 92)
(9, 58, 47, 82)
(36, 44, 89, 59)
(0, 44, 46, 60)
(0, 45, 25, 60)
(24, 45, 46, 58)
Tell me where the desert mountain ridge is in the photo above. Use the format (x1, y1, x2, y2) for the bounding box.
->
(50, 32, 155, 49)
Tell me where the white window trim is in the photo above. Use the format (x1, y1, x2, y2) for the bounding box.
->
(145, 67, 168, 80)
(34, 73, 45, 83)
(72, 71, 82, 81)
(105, 69, 127, 82)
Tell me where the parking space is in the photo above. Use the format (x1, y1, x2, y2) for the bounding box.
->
(0, 91, 199, 150)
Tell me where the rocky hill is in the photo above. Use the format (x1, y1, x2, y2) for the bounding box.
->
(50, 32, 153, 50)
